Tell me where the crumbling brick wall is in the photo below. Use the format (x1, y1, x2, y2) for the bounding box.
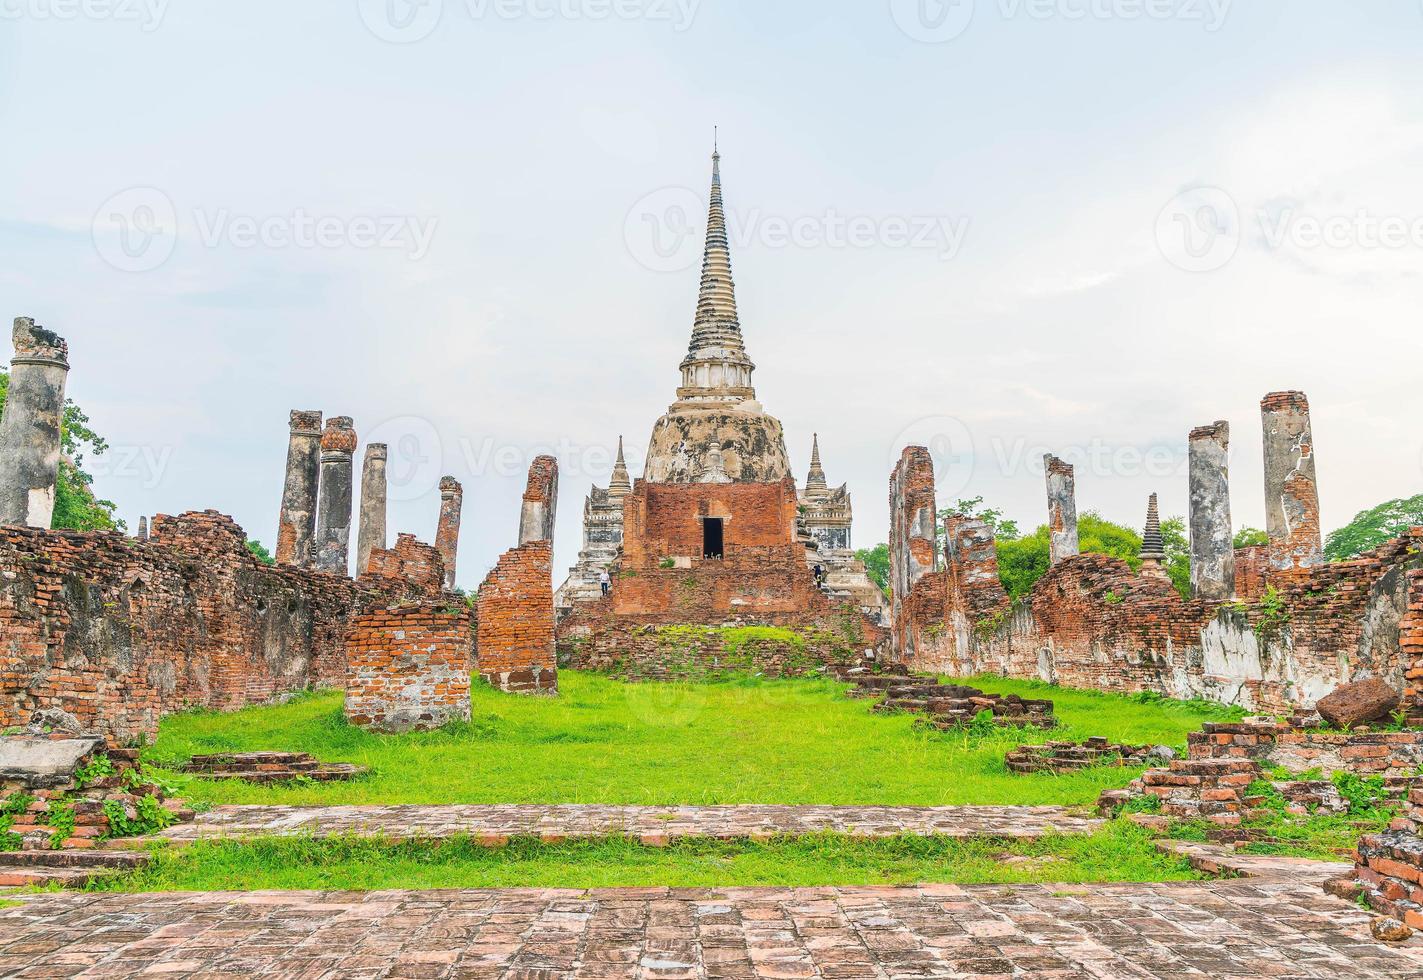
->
(476, 540, 556, 695)
(0, 511, 430, 745)
(894, 526, 1423, 714)
(361, 533, 445, 598)
(344, 602, 473, 732)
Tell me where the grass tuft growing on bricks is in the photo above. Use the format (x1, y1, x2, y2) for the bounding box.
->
(144, 671, 1240, 807)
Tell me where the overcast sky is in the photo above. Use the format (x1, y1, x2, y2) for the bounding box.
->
(2, 1, 1421, 588)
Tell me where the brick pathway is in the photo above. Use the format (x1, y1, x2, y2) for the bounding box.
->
(4, 878, 1420, 978)
(150, 804, 1101, 845)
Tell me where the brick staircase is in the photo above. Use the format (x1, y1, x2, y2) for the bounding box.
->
(181, 752, 367, 784)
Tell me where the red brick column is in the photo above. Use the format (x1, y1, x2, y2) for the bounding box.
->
(477, 540, 557, 694)
(344, 603, 473, 733)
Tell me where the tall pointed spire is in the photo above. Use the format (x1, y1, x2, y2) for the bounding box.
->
(805, 434, 828, 497)
(609, 436, 631, 497)
(674, 138, 758, 409)
(1139, 492, 1169, 581)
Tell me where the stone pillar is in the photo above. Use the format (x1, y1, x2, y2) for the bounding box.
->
(519, 455, 559, 545)
(137, 516, 149, 542)
(1044, 454, 1079, 565)
(275, 410, 323, 566)
(1188, 421, 1235, 600)
(313, 417, 357, 574)
(889, 446, 939, 660)
(1261, 391, 1322, 572)
(355, 443, 388, 576)
(436, 476, 463, 590)
(0, 318, 71, 528)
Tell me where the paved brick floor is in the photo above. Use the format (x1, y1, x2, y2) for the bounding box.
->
(3, 877, 1420, 979)
(150, 804, 1101, 845)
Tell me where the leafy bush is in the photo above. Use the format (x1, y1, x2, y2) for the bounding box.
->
(101, 794, 177, 839)
(1332, 771, 1387, 816)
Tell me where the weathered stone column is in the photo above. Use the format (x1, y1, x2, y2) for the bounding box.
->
(136, 516, 149, 542)
(313, 417, 357, 574)
(519, 456, 559, 545)
(0, 318, 70, 528)
(889, 446, 939, 661)
(275, 410, 322, 566)
(436, 476, 463, 590)
(1188, 421, 1235, 600)
(1261, 391, 1322, 572)
(355, 443, 388, 576)
(1044, 454, 1079, 564)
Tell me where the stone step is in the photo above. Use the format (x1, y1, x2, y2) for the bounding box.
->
(0, 849, 151, 870)
(0, 865, 120, 888)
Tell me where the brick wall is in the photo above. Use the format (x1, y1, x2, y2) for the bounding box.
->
(0, 511, 431, 745)
(362, 533, 445, 598)
(344, 602, 473, 733)
(476, 540, 557, 695)
(896, 528, 1423, 713)
(621, 479, 798, 564)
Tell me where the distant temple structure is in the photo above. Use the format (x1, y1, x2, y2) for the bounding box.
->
(555, 144, 886, 668)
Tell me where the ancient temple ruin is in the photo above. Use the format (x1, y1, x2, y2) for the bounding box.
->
(556, 147, 886, 672)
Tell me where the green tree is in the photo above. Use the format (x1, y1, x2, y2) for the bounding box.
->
(854, 543, 890, 598)
(0, 368, 123, 532)
(245, 539, 275, 565)
(997, 512, 1145, 600)
(1324, 494, 1423, 561)
(1233, 527, 1268, 548)
(1161, 516, 1191, 600)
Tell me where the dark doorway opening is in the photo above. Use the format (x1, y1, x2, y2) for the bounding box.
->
(702, 518, 724, 559)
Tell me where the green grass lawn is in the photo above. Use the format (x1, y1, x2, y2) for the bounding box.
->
(94, 822, 1201, 892)
(144, 671, 1239, 808)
